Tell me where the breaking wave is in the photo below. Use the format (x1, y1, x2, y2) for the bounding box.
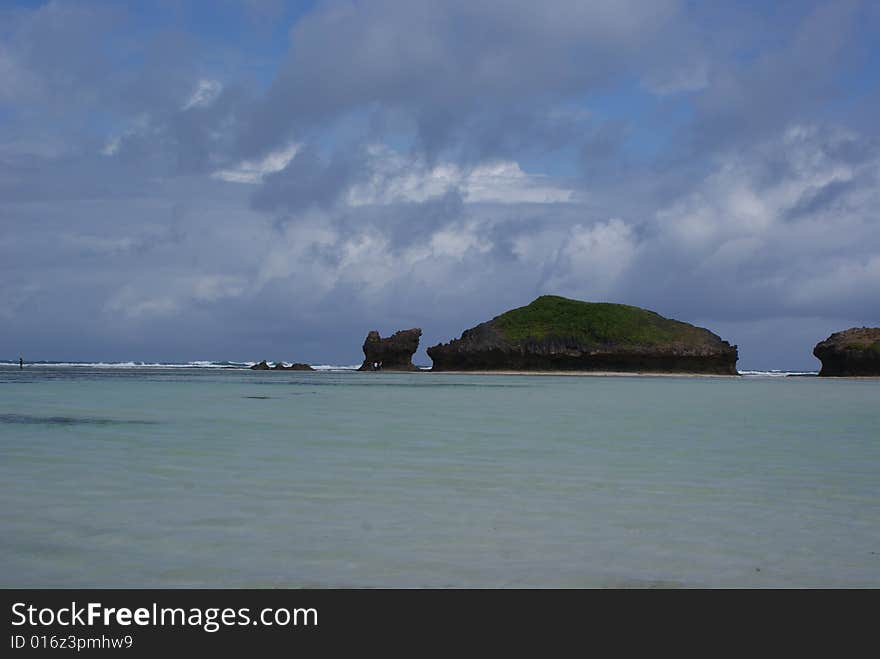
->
(309, 364, 361, 371)
(0, 360, 253, 369)
(0, 360, 370, 371)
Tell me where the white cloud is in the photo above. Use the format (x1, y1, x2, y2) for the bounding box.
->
(212, 143, 301, 183)
(104, 292, 179, 320)
(101, 135, 121, 156)
(190, 275, 247, 302)
(183, 79, 222, 110)
(403, 222, 493, 264)
(0, 46, 41, 102)
(427, 223, 492, 258)
(254, 216, 339, 292)
(63, 234, 136, 254)
(463, 161, 574, 204)
(657, 125, 861, 260)
(100, 114, 152, 157)
(104, 275, 248, 320)
(544, 218, 638, 299)
(348, 147, 574, 205)
(790, 255, 880, 307)
(642, 60, 709, 95)
(0, 283, 43, 321)
(647, 123, 880, 316)
(335, 233, 398, 293)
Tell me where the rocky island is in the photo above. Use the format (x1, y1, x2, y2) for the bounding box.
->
(427, 295, 738, 374)
(813, 327, 880, 376)
(250, 360, 314, 371)
(358, 328, 422, 371)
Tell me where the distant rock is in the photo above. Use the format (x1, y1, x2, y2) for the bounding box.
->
(358, 328, 422, 371)
(250, 360, 314, 371)
(427, 295, 738, 374)
(288, 363, 315, 371)
(813, 327, 880, 376)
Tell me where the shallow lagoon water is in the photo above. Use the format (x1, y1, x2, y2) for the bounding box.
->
(1, 367, 878, 587)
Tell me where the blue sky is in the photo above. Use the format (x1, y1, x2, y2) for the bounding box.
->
(1, 0, 879, 368)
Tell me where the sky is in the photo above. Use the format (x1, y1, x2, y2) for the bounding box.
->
(1, 0, 878, 369)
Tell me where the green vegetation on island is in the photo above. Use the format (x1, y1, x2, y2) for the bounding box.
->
(493, 295, 717, 348)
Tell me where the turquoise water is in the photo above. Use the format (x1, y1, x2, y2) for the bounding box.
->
(1, 367, 878, 587)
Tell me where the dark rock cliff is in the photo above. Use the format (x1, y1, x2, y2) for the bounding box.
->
(427, 296, 738, 374)
(813, 327, 880, 376)
(358, 328, 422, 371)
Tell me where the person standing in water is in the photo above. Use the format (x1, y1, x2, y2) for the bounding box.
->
(19, 355, 24, 369)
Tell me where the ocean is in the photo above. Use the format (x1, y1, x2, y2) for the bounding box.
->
(1, 364, 877, 588)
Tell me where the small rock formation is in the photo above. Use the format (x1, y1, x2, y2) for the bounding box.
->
(358, 328, 422, 371)
(250, 360, 314, 371)
(813, 327, 880, 376)
(427, 295, 738, 374)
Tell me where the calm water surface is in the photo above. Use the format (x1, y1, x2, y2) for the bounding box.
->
(1, 367, 877, 587)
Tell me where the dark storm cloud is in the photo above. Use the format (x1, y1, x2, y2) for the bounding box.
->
(238, 0, 683, 160)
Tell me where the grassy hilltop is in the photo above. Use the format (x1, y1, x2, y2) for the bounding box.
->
(493, 295, 717, 348)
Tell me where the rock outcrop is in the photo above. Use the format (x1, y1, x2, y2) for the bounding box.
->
(358, 328, 422, 371)
(427, 295, 738, 374)
(813, 327, 880, 376)
(250, 360, 314, 371)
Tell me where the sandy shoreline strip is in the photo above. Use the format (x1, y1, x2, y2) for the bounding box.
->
(414, 370, 880, 378)
(417, 370, 740, 378)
